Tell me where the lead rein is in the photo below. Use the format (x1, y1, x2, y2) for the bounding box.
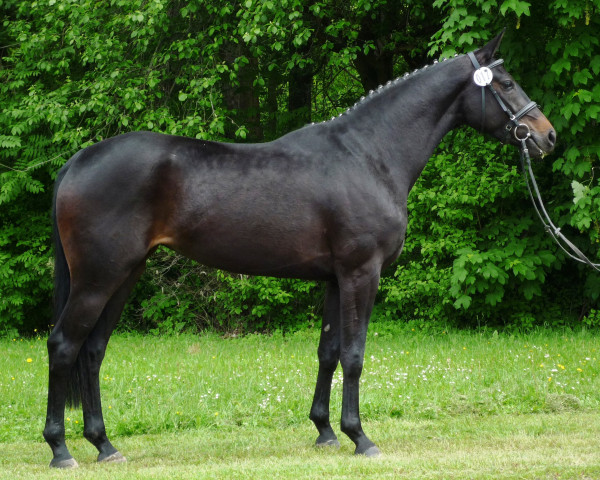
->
(520, 142, 600, 272)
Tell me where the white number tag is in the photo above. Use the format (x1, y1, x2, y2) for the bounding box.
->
(473, 67, 493, 86)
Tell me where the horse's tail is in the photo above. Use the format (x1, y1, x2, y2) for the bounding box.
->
(52, 163, 70, 345)
(51, 156, 82, 408)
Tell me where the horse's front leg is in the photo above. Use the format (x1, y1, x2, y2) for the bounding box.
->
(309, 280, 341, 448)
(337, 263, 381, 456)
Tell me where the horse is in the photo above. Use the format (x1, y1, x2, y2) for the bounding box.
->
(44, 31, 556, 467)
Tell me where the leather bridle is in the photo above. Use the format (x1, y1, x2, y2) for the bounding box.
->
(467, 51, 600, 272)
(467, 51, 538, 140)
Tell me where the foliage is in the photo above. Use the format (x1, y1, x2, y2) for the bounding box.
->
(426, 0, 600, 327)
(0, 0, 599, 334)
(379, 132, 567, 329)
(122, 248, 323, 334)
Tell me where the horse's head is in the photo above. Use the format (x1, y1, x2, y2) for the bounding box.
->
(461, 30, 556, 157)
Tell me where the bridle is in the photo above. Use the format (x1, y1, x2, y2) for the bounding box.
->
(467, 51, 600, 272)
(467, 51, 538, 141)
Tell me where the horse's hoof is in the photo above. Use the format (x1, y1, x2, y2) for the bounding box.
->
(315, 438, 341, 449)
(49, 457, 79, 469)
(356, 445, 381, 457)
(98, 451, 127, 464)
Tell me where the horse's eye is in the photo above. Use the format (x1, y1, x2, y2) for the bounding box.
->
(501, 80, 514, 90)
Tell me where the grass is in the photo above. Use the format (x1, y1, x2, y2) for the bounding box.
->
(1, 325, 600, 478)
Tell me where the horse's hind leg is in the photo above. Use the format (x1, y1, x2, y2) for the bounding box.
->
(43, 284, 116, 468)
(309, 280, 341, 448)
(79, 262, 146, 463)
(44, 257, 141, 468)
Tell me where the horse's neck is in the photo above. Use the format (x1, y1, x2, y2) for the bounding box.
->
(338, 57, 469, 195)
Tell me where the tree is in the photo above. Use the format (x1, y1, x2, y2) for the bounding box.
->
(1, 0, 598, 334)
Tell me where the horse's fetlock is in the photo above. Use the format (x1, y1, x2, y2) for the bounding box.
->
(83, 419, 108, 446)
(341, 416, 362, 437)
(43, 423, 65, 444)
(309, 406, 329, 425)
(84, 427, 105, 444)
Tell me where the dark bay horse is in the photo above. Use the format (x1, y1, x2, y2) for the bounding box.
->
(45, 32, 556, 467)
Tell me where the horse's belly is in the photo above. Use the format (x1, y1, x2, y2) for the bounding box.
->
(163, 217, 335, 280)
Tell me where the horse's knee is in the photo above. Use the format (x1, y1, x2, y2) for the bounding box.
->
(317, 348, 339, 372)
(340, 350, 364, 379)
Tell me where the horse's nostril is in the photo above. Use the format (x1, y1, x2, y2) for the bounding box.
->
(548, 129, 556, 146)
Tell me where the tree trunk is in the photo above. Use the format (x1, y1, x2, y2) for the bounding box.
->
(223, 47, 263, 142)
(287, 63, 313, 132)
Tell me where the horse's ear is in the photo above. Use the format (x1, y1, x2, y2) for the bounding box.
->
(475, 28, 506, 64)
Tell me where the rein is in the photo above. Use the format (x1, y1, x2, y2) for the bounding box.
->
(468, 51, 600, 272)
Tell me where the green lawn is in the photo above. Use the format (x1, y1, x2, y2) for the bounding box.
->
(1, 326, 600, 478)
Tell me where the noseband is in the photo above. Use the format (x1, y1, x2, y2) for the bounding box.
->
(467, 51, 600, 272)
